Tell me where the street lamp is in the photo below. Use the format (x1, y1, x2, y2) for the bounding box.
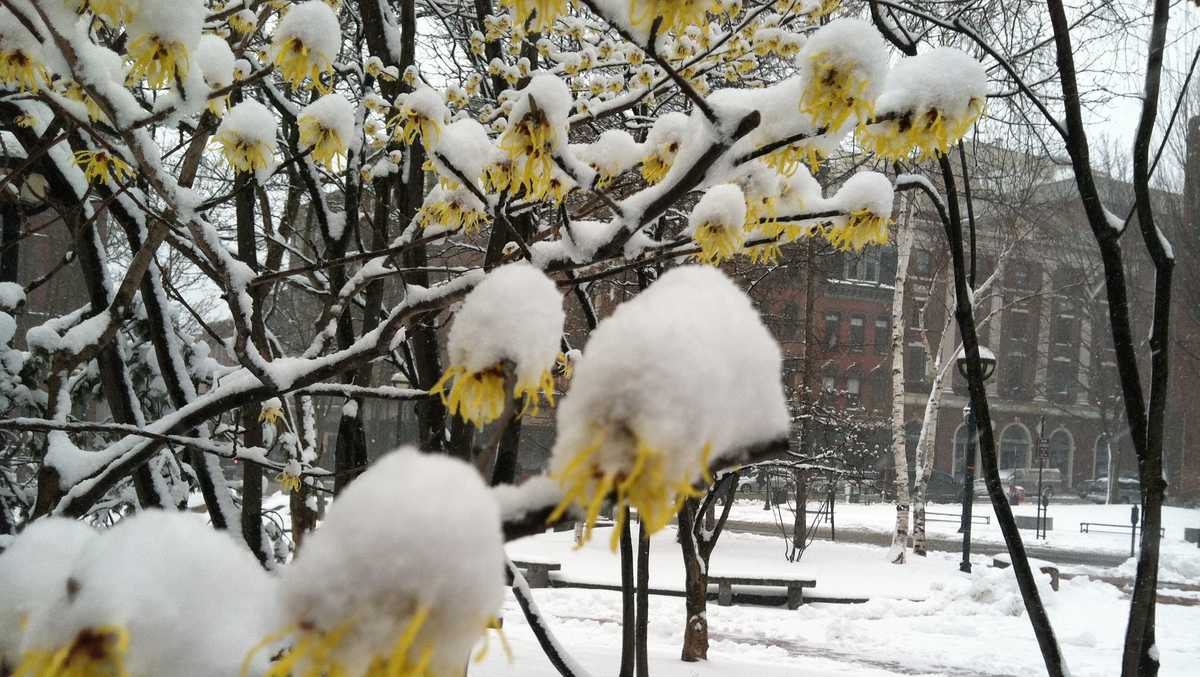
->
(957, 345, 996, 574)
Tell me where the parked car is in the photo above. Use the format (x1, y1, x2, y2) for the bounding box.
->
(974, 468, 1063, 499)
(1086, 476, 1141, 503)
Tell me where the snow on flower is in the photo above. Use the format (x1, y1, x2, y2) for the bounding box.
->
(796, 18, 888, 131)
(269, 0, 340, 92)
(0, 10, 49, 92)
(196, 34, 235, 115)
(391, 84, 448, 147)
(416, 184, 490, 234)
(431, 119, 500, 188)
(628, 0, 719, 35)
(548, 266, 789, 549)
(14, 511, 275, 677)
(216, 99, 278, 174)
(73, 149, 133, 184)
(259, 449, 505, 676)
(432, 263, 565, 427)
(640, 111, 689, 184)
(497, 72, 571, 201)
(124, 0, 206, 89)
(688, 183, 747, 264)
(859, 47, 987, 160)
(501, 0, 568, 33)
(574, 129, 644, 187)
(0, 518, 95, 668)
(299, 93, 355, 171)
(824, 171, 893, 251)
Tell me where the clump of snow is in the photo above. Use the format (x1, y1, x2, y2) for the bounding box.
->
(0, 518, 95, 666)
(573, 129, 644, 182)
(688, 183, 747, 234)
(829, 171, 893, 217)
(432, 118, 499, 186)
(127, 0, 206, 51)
(795, 18, 889, 128)
(195, 34, 235, 90)
(20, 511, 276, 676)
(276, 448, 504, 675)
(508, 71, 572, 140)
(551, 265, 789, 493)
(299, 93, 355, 143)
(447, 262, 564, 386)
(270, 1, 341, 75)
(0, 282, 24, 312)
(873, 47, 987, 121)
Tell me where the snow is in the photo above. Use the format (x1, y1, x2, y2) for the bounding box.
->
(270, 1, 340, 86)
(0, 518, 95, 666)
(795, 18, 889, 129)
(276, 448, 504, 675)
(573, 129, 644, 183)
(0, 312, 14, 347)
(830, 171, 894, 218)
(432, 118, 500, 186)
(873, 47, 987, 122)
(18, 511, 275, 676)
(446, 262, 564, 388)
(689, 183, 747, 233)
(127, 0, 205, 49)
(195, 34, 235, 90)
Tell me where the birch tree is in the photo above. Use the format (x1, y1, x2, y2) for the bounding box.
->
(887, 200, 913, 564)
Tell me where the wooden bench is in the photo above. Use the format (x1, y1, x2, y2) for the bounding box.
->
(992, 555, 1060, 591)
(511, 559, 561, 588)
(709, 575, 817, 609)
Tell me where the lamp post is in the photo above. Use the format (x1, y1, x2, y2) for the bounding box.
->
(958, 345, 997, 574)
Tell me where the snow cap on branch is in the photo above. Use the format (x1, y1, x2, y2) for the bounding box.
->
(299, 93, 355, 171)
(15, 511, 275, 677)
(124, 0, 206, 89)
(267, 449, 505, 676)
(825, 171, 893, 251)
(432, 263, 565, 427)
(796, 18, 888, 131)
(270, 1, 340, 92)
(687, 183, 747, 264)
(216, 99, 278, 176)
(549, 266, 789, 549)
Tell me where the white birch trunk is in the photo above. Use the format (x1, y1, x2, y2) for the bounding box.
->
(888, 214, 914, 564)
(911, 347, 946, 556)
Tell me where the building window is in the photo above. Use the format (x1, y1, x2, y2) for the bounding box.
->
(1048, 430, 1072, 483)
(1051, 312, 1075, 346)
(1048, 359, 1074, 401)
(824, 312, 840, 350)
(849, 315, 865, 351)
(846, 367, 862, 404)
(909, 299, 925, 330)
(1011, 264, 1032, 290)
(1093, 435, 1110, 479)
(905, 344, 927, 386)
(999, 424, 1030, 470)
(874, 317, 889, 352)
(912, 250, 932, 278)
(844, 250, 881, 283)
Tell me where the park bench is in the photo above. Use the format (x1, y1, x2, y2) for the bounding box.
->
(925, 510, 990, 525)
(1079, 522, 1164, 537)
(992, 554, 1060, 591)
(709, 575, 817, 609)
(511, 559, 561, 588)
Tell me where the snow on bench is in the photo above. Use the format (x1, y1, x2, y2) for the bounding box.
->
(511, 559, 562, 588)
(709, 575, 817, 609)
(991, 554, 1060, 591)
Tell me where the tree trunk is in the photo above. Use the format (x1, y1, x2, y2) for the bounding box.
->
(635, 516, 650, 677)
(619, 506, 635, 677)
(888, 213, 915, 564)
(791, 468, 807, 559)
(678, 498, 708, 661)
(912, 348, 947, 556)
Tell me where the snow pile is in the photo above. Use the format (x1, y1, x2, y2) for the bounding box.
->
(0, 282, 25, 312)
(392, 85, 449, 145)
(0, 518, 95, 666)
(17, 511, 276, 677)
(549, 266, 788, 548)
(195, 34, 235, 90)
(574, 129, 644, 186)
(432, 118, 499, 186)
(275, 448, 504, 676)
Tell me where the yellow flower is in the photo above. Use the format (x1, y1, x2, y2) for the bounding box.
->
(548, 429, 713, 550)
(513, 369, 557, 417)
(629, 0, 718, 34)
(299, 115, 348, 171)
(692, 220, 743, 264)
(229, 10, 257, 36)
(216, 130, 273, 173)
(763, 143, 824, 177)
(75, 0, 132, 24)
(431, 365, 508, 428)
(554, 351, 574, 379)
(498, 111, 558, 200)
(483, 160, 513, 193)
(276, 470, 302, 493)
(73, 149, 134, 184)
(0, 47, 49, 93)
(417, 194, 491, 234)
(12, 625, 130, 677)
(15, 114, 36, 128)
(126, 33, 190, 89)
(259, 406, 283, 426)
(858, 98, 985, 161)
(500, 0, 568, 33)
(271, 36, 332, 93)
(640, 142, 678, 184)
(744, 241, 782, 264)
(390, 108, 440, 146)
(799, 51, 876, 131)
(825, 207, 890, 252)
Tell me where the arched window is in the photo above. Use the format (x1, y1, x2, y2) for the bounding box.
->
(845, 366, 863, 404)
(999, 424, 1030, 470)
(1048, 430, 1073, 484)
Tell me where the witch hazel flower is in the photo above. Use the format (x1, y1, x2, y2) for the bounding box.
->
(432, 263, 565, 428)
(824, 171, 893, 252)
(496, 72, 571, 201)
(269, 0, 340, 92)
(124, 0, 206, 89)
(858, 47, 987, 160)
(640, 111, 688, 185)
(416, 185, 491, 235)
(299, 93, 355, 171)
(688, 184, 747, 265)
(548, 266, 789, 549)
(796, 18, 888, 131)
(0, 10, 49, 93)
(257, 449, 506, 677)
(629, 0, 720, 34)
(216, 100, 278, 174)
(390, 84, 448, 146)
(14, 511, 276, 677)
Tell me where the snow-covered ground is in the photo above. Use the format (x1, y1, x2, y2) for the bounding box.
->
(727, 500, 1200, 582)
(493, 524, 1200, 676)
